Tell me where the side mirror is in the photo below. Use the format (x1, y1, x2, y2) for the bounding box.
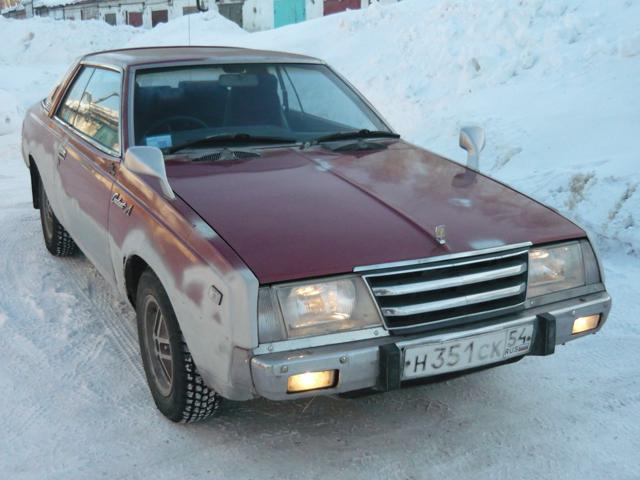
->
(459, 126, 485, 171)
(124, 146, 175, 200)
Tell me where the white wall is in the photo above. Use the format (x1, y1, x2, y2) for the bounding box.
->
(61, 4, 81, 20)
(306, 0, 322, 21)
(50, 8, 64, 19)
(242, 0, 273, 32)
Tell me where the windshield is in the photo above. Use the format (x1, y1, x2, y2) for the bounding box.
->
(132, 63, 390, 150)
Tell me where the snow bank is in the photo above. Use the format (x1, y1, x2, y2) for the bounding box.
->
(0, 16, 139, 114)
(127, 0, 640, 253)
(0, 90, 20, 136)
(0, 16, 137, 67)
(1, 0, 638, 251)
(126, 10, 247, 47)
(0, 6, 638, 479)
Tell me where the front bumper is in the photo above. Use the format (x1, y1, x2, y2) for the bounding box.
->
(250, 290, 611, 400)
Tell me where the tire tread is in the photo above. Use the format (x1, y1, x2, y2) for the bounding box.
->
(179, 339, 222, 423)
(136, 269, 223, 423)
(39, 177, 78, 257)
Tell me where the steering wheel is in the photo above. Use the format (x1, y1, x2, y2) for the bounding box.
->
(143, 115, 208, 138)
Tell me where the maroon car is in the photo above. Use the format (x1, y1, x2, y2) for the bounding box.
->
(21, 46, 611, 423)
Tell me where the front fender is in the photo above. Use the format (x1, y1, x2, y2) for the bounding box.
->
(110, 168, 259, 400)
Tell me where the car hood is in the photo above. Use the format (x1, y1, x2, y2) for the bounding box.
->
(166, 141, 584, 284)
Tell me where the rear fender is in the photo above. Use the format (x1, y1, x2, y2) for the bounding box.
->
(28, 158, 40, 209)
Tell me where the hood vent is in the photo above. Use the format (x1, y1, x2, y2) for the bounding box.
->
(193, 149, 261, 163)
(330, 139, 388, 152)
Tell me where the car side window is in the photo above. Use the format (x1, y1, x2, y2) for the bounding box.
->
(72, 68, 122, 154)
(56, 66, 95, 125)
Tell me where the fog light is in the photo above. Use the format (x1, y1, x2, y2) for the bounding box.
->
(287, 370, 337, 393)
(572, 314, 600, 334)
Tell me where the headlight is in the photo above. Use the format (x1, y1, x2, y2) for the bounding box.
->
(258, 276, 381, 342)
(527, 241, 589, 297)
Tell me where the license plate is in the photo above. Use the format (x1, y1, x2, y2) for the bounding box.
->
(402, 324, 534, 379)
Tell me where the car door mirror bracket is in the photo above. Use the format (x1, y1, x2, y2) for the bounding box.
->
(459, 125, 485, 171)
(124, 147, 175, 200)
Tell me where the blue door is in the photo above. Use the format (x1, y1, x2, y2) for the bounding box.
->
(274, 0, 306, 28)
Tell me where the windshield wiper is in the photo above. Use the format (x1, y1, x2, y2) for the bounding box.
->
(167, 133, 297, 154)
(308, 129, 400, 145)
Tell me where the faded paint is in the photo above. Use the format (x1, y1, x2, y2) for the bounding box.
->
(168, 142, 585, 284)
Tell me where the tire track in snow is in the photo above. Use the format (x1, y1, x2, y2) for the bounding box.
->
(61, 260, 145, 383)
(0, 210, 144, 385)
(0, 209, 148, 449)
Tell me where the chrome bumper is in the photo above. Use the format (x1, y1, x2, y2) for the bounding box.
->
(250, 291, 611, 401)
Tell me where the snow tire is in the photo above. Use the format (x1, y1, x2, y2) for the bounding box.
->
(136, 268, 223, 423)
(39, 176, 78, 257)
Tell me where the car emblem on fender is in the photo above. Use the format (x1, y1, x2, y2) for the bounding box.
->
(111, 192, 133, 216)
(435, 224, 446, 245)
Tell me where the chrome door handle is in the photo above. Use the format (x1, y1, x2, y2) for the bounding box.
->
(57, 146, 67, 162)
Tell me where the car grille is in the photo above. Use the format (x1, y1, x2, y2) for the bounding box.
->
(363, 247, 529, 333)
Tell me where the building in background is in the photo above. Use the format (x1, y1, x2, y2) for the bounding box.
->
(1, 0, 29, 18)
(28, 0, 244, 28)
(2, 0, 400, 30)
(242, 0, 400, 32)
(1, 0, 243, 27)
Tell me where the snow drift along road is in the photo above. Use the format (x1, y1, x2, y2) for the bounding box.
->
(129, 0, 640, 254)
(3, 0, 640, 253)
(0, 1, 639, 479)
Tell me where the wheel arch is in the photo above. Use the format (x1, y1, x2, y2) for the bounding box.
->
(123, 254, 151, 308)
(28, 155, 41, 210)
(115, 214, 259, 400)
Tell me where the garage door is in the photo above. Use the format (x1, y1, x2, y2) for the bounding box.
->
(324, 0, 361, 15)
(151, 9, 168, 27)
(274, 0, 305, 28)
(126, 11, 143, 27)
(218, 2, 243, 27)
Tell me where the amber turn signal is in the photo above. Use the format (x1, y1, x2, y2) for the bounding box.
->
(287, 370, 337, 393)
(572, 314, 600, 334)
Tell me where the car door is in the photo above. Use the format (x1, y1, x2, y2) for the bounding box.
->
(43, 66, 94, 228)
(53, 65, 123, 283)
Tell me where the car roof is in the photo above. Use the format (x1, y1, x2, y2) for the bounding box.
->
(82, 46, 323, 69)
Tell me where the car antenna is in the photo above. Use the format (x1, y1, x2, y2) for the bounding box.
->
(190, 0, 209, 47)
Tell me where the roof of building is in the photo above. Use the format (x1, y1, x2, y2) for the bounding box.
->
(33, 0, 83, 8)
(83, 46, 323, 68)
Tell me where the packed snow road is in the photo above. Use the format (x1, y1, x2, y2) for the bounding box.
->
(1, 136, 639, 479)
(1, 0, 640, 478)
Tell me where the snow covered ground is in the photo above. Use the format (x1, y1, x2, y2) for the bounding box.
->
(0, 1, 639, 478)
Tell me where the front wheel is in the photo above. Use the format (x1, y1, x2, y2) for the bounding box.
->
(136, 269, 223, 422)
